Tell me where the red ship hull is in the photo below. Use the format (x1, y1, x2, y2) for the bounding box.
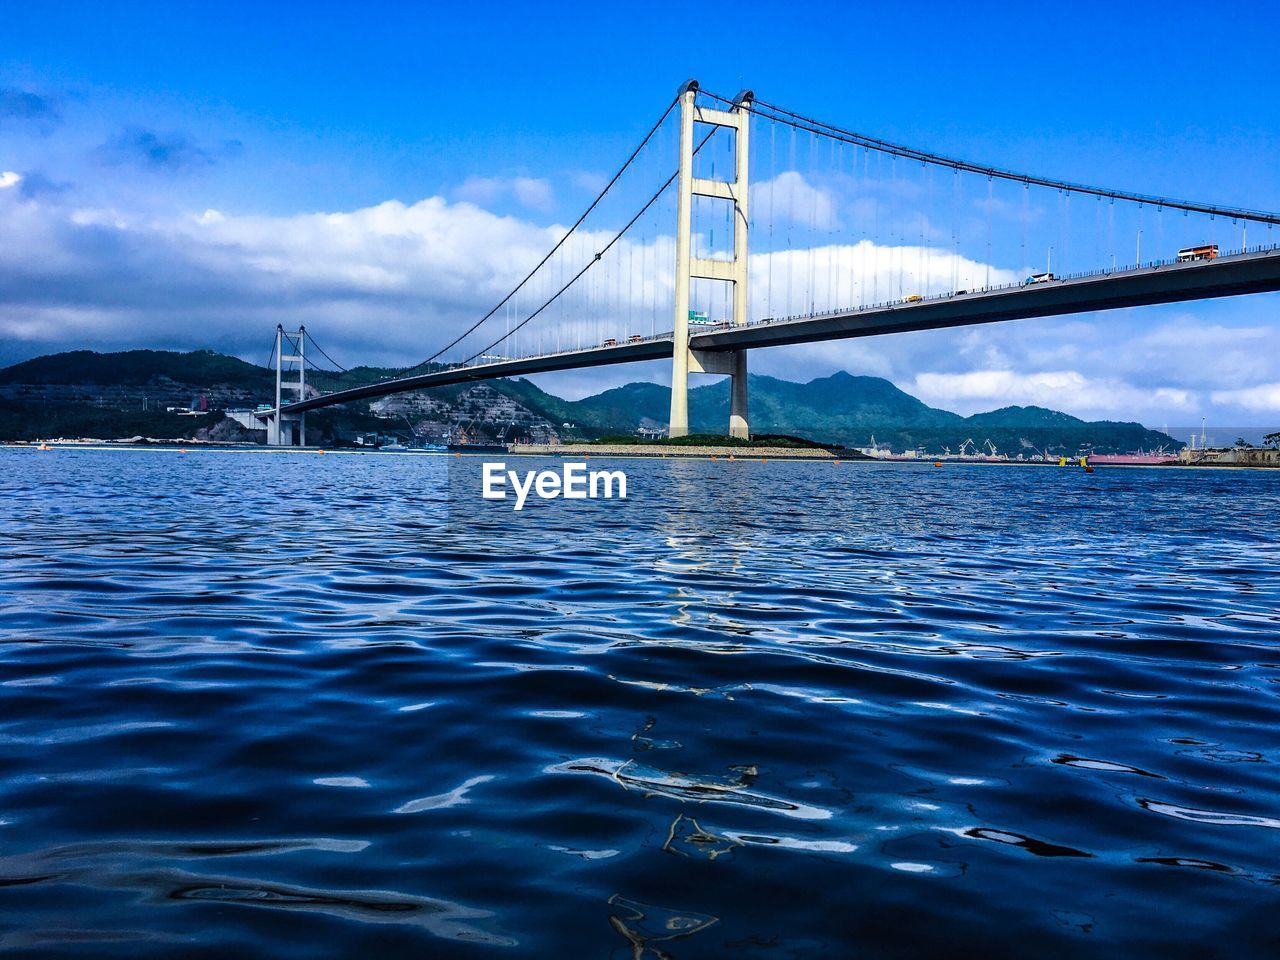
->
(1088, 453, 1177, 466)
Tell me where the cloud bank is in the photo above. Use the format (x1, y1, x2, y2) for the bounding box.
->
(1, 167, 1278, 424)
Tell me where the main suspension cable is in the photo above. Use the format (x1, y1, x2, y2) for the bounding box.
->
(396, 93, 682, 378)
(700, 89, 1280, 226)
(303, 329, 349, 374)
(461, 125, 723, 365)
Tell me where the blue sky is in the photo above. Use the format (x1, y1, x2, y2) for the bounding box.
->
(3, 0, 1280, 425)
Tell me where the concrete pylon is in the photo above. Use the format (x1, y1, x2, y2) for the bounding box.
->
(668, 80, 752, 439)
(268, 324, 306, 446)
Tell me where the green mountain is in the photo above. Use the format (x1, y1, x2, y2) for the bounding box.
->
(0, 349, 1179, 454)
(0, 349, 272, 390)
(687, 372, 961, 436)
(965, 405, 1086, 429)
(509, 373, 1175, 454)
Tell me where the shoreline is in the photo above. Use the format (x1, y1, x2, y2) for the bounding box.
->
(5, 440, 1280, 468)
(508, 442, 837, 460)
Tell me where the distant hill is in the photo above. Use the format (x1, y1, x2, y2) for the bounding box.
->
(965, 405, 1088, 429)
(0, 349, 1179, 454)
(688, 372, 961, 436)
(0, 349, 273, 390)
(506, 373, 1175, 454)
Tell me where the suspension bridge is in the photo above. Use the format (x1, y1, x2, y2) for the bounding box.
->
(260, 81, 1280, 446)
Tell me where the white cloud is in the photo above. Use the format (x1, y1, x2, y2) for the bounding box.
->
(748, 240, 1021, 317)
(452, 176, 504, 206)
(0, 186, 570, 363)
(570, 170, 608, 194)
(3, 178, 1279, 427)
(0, 171, 20, 189)
(453, 175, 554, 211)
(511, 177, 554, 210)
(1135, 321, 1270, 351)
(912, 368, 1197, 420)
(751, 171, 836, 230)
(1210, 383, 1280, 413)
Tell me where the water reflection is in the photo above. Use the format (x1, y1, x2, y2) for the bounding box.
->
(0, 838, 514, 945)
(663, 813, 741, 860)
(607, 894, 718, 959)
(4, 451, 1280, 955)
(548, 758, 833, 820)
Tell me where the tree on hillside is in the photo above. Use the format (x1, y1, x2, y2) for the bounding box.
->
(1265, 431, 1280, 449)
(1234, 437, 1254, 449)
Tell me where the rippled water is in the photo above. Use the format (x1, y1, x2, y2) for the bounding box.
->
(2, 448, 1279, 957)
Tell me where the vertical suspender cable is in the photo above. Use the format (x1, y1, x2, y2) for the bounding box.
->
(1021, 182, 1029, 274)
(768, 120, 776, 318)
(787, 125, 795, 315)
(1109, 198, 1115, 271)
(872, 149, 881, 305)
(808, 130, 817, 314)
(985, 176, 993, 289)
(1137, 202, 1144, 267)
(892, 155, 900, 299)
(1060, 190, 1069, 276)
(921, 161, 931, 296)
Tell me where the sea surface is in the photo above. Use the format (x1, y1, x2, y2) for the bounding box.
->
(2, 448, 1279, 958)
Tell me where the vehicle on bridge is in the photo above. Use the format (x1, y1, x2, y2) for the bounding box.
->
(1023, 272, 1056, 285)
(1178, 244, 1219, 263)
(902, 294, 924, 303)
(628, 334, 642, 343)
(602, 338, 617, 347)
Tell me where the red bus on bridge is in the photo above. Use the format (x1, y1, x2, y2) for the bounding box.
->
(1178, 244, 1219, 262)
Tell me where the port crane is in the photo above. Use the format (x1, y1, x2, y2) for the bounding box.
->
(448, 416, 477, 444)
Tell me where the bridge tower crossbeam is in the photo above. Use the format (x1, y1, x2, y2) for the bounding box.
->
(669, 80, 752, 439)
(268, 324, 307, 446)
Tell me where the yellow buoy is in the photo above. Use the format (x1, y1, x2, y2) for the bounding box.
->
(934, 461, 942, 468)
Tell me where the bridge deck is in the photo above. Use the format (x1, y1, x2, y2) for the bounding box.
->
(280, 248, 1280, 416)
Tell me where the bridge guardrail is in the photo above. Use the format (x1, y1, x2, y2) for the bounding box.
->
(737, 242, 1280, 330)
(381, 243, 1280, 375)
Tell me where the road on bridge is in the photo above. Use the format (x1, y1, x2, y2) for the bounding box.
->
(277, 248, 1280, 417)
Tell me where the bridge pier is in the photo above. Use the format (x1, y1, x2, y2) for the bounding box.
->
(668, 80, 752, 440)
(729, 350, 748, 439)
(687, 346, 748, 438)
(266, 413, 304, 446)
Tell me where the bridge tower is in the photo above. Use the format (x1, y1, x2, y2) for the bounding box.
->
(267, 324, 307, 446)
(669, 80, 752, 439)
